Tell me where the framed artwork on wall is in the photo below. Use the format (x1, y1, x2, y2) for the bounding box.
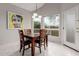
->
(8, 11, 24, 29)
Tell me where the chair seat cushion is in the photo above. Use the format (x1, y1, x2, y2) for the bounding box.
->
(35, 40, 40, 43)
(24, 40, 32, 45)
(35, 39, 44, 43)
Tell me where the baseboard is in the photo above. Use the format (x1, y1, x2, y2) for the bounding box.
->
(64, 44, 79, 52)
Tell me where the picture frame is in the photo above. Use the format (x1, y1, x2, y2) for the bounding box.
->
(8, 11, 24, 29)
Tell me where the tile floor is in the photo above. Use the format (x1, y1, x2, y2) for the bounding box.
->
(0, 41, 79, 56)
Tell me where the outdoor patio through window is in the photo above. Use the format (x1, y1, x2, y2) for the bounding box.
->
(33, 14, 60, 37)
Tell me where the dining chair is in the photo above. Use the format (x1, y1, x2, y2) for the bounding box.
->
(35, 29, 46, 53)
(23, 29, 42, 53)
(24, 29, 46, 53)
(23, 29, 32, 48)
(18, 30, 32, 56)
(24, 29, 31, 35)
(43, 29, 48, 46)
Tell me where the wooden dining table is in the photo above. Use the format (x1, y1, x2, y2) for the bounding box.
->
(24, 34, 48, 56)
(24, 34, 38, 56)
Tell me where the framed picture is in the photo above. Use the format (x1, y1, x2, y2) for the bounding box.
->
(8, 11, 24, 29)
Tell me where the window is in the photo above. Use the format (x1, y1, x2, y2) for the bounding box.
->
(33, 17, 41, 34)
(43, 14, 60, 37)
(32, 14, 60, 37)
(44, 15, 59, 29)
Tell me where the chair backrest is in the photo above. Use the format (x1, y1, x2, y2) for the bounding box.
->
(24, 29, 31, 35)
(39, 29, 46, 38)
(18, 30, 24, 41)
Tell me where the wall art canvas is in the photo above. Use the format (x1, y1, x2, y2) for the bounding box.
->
(8, 11, 24, 29)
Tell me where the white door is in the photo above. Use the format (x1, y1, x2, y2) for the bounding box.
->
(63, 7, 78, 50)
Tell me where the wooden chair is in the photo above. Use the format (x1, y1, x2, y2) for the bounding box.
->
(45, 30, 48, 46)
(42, 29, 48, 46)
(24, 29, 31, 35)
(35, 29, 46, 53)
(23, 29, 31, 48)
(18, 30, 32, 56)
(24, 29, 44, 53)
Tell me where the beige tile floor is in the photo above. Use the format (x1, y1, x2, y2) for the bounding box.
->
(0, 41, 79, 56)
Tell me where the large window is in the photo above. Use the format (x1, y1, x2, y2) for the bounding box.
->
(43, 15, 60, 37)
(32, 14, 60, 37)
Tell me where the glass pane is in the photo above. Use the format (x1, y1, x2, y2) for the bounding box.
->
(34, 29, 40, 33)
(33, 17, 41, 29)
(51, 30, 59, 36)
(65, 11, 75, 43)
(34, 21, 40, 28)
(44, 15, 60, 29)
(46, 30, 51, 35)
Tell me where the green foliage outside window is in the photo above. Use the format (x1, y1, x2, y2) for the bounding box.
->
(34, 21, 40, 28)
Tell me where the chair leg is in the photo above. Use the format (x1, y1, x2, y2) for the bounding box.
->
(46, 35, 48, 46)
(44, 39, 46, 50)
(39, 43, 41, 53)
(19, 43, 22, 52)
(22, 46, 25, 56)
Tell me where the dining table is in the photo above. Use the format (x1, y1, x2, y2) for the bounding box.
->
(24, 34, 48, 56)
(24, 34, 38, 56)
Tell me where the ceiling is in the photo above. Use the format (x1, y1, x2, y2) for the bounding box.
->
(11, 3, 45, 12)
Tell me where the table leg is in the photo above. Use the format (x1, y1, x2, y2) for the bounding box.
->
(31, 37, 35, 56)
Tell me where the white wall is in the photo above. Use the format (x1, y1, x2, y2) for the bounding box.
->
(0, 3, 32, 46)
